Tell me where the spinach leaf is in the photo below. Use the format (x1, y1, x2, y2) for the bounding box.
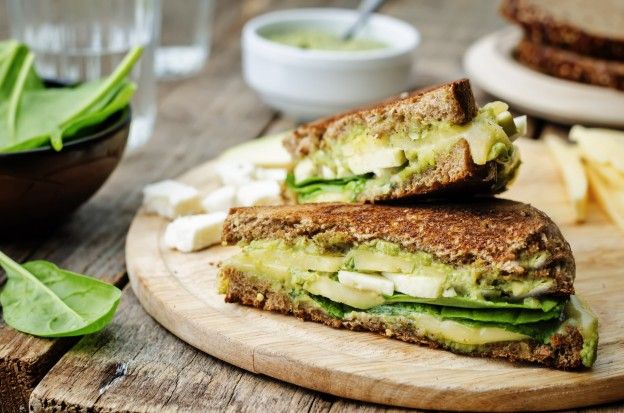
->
(286, 172, 370, 201)
(0, 251, 121, 338)
(384, 293, 562, 312)
(0, 41, 142, 153)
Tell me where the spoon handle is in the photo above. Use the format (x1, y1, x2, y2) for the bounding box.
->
(342, 0, 388, 40)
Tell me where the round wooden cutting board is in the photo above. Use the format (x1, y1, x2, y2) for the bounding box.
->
(126, 139, 624, 411)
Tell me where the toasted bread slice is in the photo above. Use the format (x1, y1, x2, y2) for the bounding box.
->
(284, 79, 477, 158)
(501, 0, 624, 60)
(516, 37, 624, 90)
(283, 79, 522, 203)
(221, 267, 590, 369)
(223, 200, 575, 294)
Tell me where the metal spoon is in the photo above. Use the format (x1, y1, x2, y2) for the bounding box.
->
(342, 0, 388, 40)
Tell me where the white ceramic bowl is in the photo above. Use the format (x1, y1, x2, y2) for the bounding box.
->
(242, 8, 419, 120)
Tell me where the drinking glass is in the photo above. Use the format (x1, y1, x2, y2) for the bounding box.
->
(156, 0, 214, 79)
(7, 0, 161, 151)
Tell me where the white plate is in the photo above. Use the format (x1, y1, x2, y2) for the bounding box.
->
(464, 27, 624, 127)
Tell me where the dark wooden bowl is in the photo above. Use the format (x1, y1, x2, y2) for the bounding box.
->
(0, 107, 131, 229)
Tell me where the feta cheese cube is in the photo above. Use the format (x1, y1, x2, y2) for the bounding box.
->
(293, 158, 315, 184)
(236, 180, 281, 206)
(163, 212, 227, 253)
(201, 186, 236, 213)
(214, 161, 254, 186)
(142, 180, 202, 219)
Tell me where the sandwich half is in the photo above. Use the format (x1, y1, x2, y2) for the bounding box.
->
(219, 201, 598, 369)
(283, 79, 525, 204)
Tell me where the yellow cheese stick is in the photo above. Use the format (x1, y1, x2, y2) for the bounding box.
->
(570, 125, 624, 174)
(588, 160, 624, 190)
(586, 165, 624, 231)
(545, 133, 588, 222)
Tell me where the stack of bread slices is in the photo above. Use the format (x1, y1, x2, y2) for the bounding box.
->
(501, 0, 624, 91)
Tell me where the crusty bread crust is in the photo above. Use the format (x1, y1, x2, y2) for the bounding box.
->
(501, 0, 624, 60)
(222, 199, 575, 294)
(353, 139, 502, 202)
(516, 38, 624, 91)
(284, 79, 477, 158)
(221, 268, 585, 369)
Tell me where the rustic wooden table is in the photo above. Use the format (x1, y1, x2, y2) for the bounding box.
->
(0, 1, 622, 412)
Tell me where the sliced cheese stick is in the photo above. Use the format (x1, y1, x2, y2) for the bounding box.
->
(164, 212, 227, 253)
(142, 180, 202, 219)
(236, 180, 281, 206)
(202, 186, 236, 213)
(545, 133, 588, 222)
(570, 125, 624, 173)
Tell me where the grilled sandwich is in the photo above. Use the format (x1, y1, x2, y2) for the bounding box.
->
(283, 79, 525, 203)
(219, 201, 598, 369)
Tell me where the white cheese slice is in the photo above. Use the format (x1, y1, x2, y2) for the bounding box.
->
(254, 167, 287, 182)
(347, 149, 406, 175)
(201, 186, 237, 213)
(350, 250, 414, 273)
(163, 212, 227, 253)
(382, 272, 445, 298)
(406, 312, 528, 345)
(305, 277, 384, 309)
(236, 180, 281, 206)
(338, 270, 394, 296)
(214, 161, 254, 186)
(142, 180, 202, 219)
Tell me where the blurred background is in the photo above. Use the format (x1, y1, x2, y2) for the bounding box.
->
(1, 0, 623, 229)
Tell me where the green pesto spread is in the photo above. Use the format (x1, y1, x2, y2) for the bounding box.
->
(263, 29, 387, 51)
(234, 237, 556, 302)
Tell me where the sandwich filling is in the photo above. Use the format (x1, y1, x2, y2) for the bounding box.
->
(220, 237, 598, 367)
(287, 102, 523, 203)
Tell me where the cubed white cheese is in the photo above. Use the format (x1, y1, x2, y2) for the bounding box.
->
(294, 158, 315, 184)
(214, 161, 254, 186)
(382, 272, 445, 298)
(254, 167, 287, 182)
(338, 270, 394, 296)
(201, 186, 237, 213)
(142, 180, 202, 219)
(163, 212, 227, 253)
(236, 180, 281, 206)
(347, 149, 406, 175)
(321, 165, 336, 179)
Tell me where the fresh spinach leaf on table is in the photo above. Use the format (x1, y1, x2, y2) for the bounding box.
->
(0, 250, 121, 338)
(0, 41, 142, 153)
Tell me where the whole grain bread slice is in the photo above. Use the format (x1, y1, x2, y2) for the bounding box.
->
(221, 268, 585, 369)
(516, 37, 624, 91)
(283, 79, 477, 158)
(501, 0, 624, 60)
(222, 200, 575, 294)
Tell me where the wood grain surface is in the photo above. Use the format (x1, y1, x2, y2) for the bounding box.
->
(1, 0, 623, 412)
(123, 139, 624, 412)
